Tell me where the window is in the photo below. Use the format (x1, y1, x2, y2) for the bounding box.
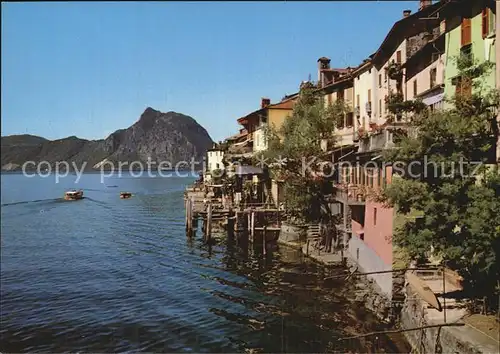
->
(327, 94, 332, 105)
(346, 112, 354, 127)
(373, 208, 377, 225)
(413, 79, 418, 97)
(430, 68, 437, 88)
(384, 70, 388, 82)
(379, 99, 382, 116)
(216, 163, 220, 169)
(337, 90, 344, 101)
(461, 17, 472, 46)
(378, 74, 382, 88)
(356, 94, 360, 108)
(368, 89, 372, 103)
(384, 95, 388, 113)
(396, 50, 402, 64)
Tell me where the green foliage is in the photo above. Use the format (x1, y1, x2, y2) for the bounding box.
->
(385, 91, 427, 115)
(385, 60, 403, 80)
(263, 83, 346, 223)
(381, 53, 500, 304)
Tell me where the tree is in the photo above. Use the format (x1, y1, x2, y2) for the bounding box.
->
(261, 82, 348, 224)
(380, 53, 500, 306)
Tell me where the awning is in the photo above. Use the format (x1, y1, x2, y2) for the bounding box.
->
(235, 165, 264, 176)
(422, 93, 444, 106)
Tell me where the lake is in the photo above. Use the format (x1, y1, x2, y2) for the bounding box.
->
(0, 172, 406, 352)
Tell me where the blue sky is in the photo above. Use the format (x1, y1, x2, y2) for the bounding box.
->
(2, 1, 419, 142)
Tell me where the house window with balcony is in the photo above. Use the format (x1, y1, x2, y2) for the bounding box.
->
(430, 67, 437, 88)
(461, 17, 472, 46)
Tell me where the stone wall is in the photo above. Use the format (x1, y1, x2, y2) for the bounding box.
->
(347, 234, 393, 297)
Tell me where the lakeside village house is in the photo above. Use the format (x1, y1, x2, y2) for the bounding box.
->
(203, 0, 499, 301)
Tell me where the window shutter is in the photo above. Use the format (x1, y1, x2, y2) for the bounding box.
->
(461, 17, 471, 46)
(482, 9, 489, 38)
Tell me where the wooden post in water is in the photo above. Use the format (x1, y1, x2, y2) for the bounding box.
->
(227, 208, 234, 239)
(250, 211, 255, 242)
(186, 198, 192, 234)
(185, 198, 188, 231)
(206, 202, 212, 242)
(263, 225, 267, 255)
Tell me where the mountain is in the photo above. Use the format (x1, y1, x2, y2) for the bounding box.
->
(1, 108, 213, 171)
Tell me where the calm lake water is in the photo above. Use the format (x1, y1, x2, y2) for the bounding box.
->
(1, 172, 407, 353)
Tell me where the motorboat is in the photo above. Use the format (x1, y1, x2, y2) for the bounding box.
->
(120, 192, 132, 199)
(64, 189, 84, 201)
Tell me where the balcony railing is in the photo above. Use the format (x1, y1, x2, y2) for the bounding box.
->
(333, 184, 366, 205)
(358, 129, 394, 153)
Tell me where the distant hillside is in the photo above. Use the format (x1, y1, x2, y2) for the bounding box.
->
(1, 134, 48, 147)
(1, 108, 213, 171)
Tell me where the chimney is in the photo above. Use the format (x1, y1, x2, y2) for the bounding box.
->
(261, 98, 271, 108)
(419, 0, 432, 11)
(403, 9, 411, 18)
(317, 57, 331, 86)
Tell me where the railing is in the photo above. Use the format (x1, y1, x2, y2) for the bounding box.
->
(358, 129, 393, 153)
(333, 184, 367, 204)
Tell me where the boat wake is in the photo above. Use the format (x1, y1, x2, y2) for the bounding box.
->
(1, 198, 62, 208)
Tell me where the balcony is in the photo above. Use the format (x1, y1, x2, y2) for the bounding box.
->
(358, 129, 394, 153)
(332, 184, 366, 205)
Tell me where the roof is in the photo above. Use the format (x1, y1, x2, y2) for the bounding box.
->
(235, 165, 264, 176)
(371, 0, 447, 68)
(318, 75, 353, 93)
(268, 100, 295, 110)
(351, 59, 373, 76)
(237, 96, 296, 125)
(225, 131, 248, 141)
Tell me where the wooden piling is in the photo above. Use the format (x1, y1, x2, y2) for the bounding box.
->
(250, 211, 255, 242)
(206, 202, 212, 242)
(227, 208, 235, 239)
(263, 225, 267, 255)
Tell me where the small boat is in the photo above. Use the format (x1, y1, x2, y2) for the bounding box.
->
(64, 189, 84, 201)
(407, 272, 442, 311)
(120, 192, 132, 199)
